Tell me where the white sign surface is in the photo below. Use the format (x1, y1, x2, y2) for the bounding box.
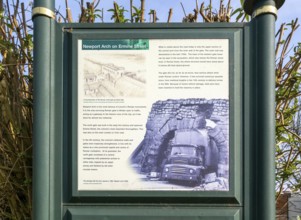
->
(77, 39, 229, 191)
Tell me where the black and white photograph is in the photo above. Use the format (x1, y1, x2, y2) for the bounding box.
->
(131, 98, 229, 191)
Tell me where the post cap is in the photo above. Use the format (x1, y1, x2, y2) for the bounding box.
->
(243, 0, 285, 15)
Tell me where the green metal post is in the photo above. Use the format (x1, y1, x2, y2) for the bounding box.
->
(33, 0, 55, 219)
(253, 14, 276, 220)
(244, 0, 284, 219)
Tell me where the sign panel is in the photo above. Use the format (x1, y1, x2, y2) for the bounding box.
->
(33, 12, 277, 218)
(77, 39, 229, 191)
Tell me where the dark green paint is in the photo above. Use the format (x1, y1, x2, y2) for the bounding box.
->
(249, 13, 276, 220)
(33, 0, 56, 220)
(244, 1, 278, 219)
(67, 26, 242, 204)
(34, 22, 246, 220)
(65, 207, 241, 220)
(33, 0, 281, 219)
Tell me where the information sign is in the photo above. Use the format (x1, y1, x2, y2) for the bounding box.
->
(77, 39, 229, 191)
(32, 3, 281, 216)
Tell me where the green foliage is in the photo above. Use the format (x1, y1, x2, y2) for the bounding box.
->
(0, 1, 33, 219)
(231, 7, 250, 22)
(108, 2, 129, 23)
(85, 8, 102, 22)
(76, 1, 103, 23)
(231, 0, 250, 22)
(275, 19, 301, 197)
(132, 6, 142, 23)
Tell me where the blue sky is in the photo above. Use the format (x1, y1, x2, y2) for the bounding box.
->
(277, 0, 300, 23)
(57, 0, 300, 24)
(55, 0, 300, 44)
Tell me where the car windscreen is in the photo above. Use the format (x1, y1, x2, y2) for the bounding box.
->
(170, 146, 196, 156)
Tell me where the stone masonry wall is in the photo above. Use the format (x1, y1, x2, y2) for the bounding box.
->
(131, 98, 229, 173)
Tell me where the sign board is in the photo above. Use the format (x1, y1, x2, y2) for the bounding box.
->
(33, 21, 275, 220)
(56, 24, 245, 218)
(77, 38, 229, 191)
(62, 25, 244, 203)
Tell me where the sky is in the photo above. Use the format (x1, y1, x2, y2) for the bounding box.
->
(55, 0, 300, 24)
(54, 0, 301, 43)
(277, 0, 300, 24)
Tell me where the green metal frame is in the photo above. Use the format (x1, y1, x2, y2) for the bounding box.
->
(33, 0, 279, 219)
(65, 24, 243, 204)
(65, 206, 241, 220)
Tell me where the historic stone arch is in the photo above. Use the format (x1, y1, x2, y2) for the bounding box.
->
(131, 98, 229, 176)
